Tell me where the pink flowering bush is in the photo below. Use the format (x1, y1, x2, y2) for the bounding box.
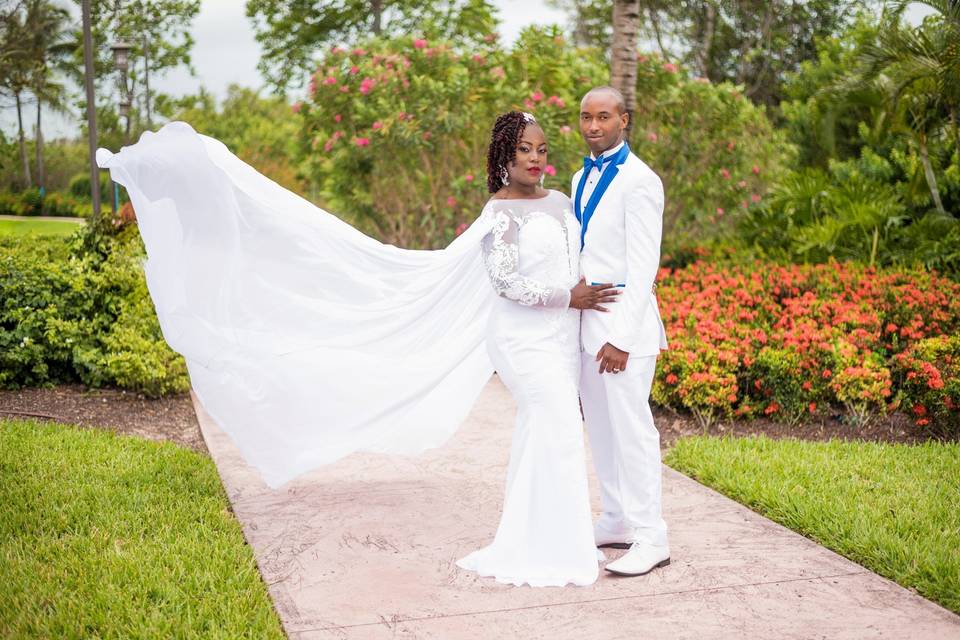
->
(629, 54, 791, 244)
(298, 29, 789, 249)
(652, 257, 960, 436)
(299, 28, 601, 248)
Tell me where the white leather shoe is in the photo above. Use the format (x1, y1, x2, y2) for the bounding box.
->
(594, 524, 632, 549)
(605, 542, 671, 576)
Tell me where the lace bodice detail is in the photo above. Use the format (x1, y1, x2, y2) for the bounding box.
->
(480, 191, 579, 309)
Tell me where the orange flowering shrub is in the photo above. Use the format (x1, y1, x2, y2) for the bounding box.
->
(893, 336, 960, 438)
(653, 258, 960, 436)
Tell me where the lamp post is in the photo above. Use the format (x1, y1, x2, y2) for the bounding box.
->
(109, 39, 132, 212)
(81, 0, 101, 221)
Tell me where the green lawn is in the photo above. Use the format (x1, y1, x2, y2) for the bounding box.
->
(666, 436, 960, 613)
(0, 218, 83, 237)
(0, 419, 285, 639)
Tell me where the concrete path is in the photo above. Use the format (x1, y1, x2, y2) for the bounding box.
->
(193, 378, 960, 640)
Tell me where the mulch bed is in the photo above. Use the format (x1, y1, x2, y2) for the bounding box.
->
(0, 385, 206, 453)
(0, 384, 932, 456)
(653, 406, 928, 449)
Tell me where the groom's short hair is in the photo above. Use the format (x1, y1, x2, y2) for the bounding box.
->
(581, 86, 627, 115)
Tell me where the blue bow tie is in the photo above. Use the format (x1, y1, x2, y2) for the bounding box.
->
(583, 153, 617, 174)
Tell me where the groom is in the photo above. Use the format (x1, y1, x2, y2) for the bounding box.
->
(572, 86, 670, 576)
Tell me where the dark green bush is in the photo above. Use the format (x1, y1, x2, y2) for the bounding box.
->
(0, 226, 189, 397)
(41, 192, 88, 218)
(0, 191, 29, 216)
(67, 172, 110, 199)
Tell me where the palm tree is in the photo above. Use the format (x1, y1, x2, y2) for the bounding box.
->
(610, 0, 640, 139)
(22, 0, 74, 195)
(0, 4, 33, 188)
(856, 2, 960, 213)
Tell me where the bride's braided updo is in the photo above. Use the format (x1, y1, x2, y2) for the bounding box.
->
(486, 111, 532, 194)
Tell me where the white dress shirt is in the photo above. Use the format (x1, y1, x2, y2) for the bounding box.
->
(579, 141, 625, 206)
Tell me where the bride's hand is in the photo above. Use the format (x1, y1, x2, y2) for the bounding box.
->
(569, 278, 621, 311)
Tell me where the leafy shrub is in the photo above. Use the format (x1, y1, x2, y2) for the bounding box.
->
(629, 55, 791, 244)
(652, 257, 960, 435)
(0, 191, 30, 216)
(0, 227, 189, 397)
(41, 192, 88, 218)
(893, 336, 960, 438)
(0, 189, 89, 217)
(299, 29, 788, 249)
(68, 172, 110, 199)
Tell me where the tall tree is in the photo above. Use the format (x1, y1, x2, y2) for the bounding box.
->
(0, 2, 34, 187)
(547, 0, 679, 58)
(610, 0, 639, 138)
(245, 0, 498, 93)
(23, 0, 74, 193)
(854, 1, 960, 214)
(549, 0, 866, 106)
(681, 0, 869, 106)
(67, 0, 200, 141)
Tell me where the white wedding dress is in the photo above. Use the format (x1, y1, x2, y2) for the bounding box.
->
(97, 122, 598, 587)
(457, 192, 599, 587)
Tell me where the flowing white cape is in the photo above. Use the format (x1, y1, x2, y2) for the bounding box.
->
(97, 122, 496, 488)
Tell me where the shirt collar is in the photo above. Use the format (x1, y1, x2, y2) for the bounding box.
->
(590, 140, 625, 162)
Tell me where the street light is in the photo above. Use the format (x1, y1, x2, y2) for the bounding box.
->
(81, 0, 101, 221)
(109, 39, 134, 211)
(110, 40, 131, 73)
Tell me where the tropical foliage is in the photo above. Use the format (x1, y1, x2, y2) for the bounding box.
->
(742, 6, 960, 276)
(0, 227, 188, 397)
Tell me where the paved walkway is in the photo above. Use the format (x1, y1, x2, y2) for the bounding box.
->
(193, 378, 960, 640)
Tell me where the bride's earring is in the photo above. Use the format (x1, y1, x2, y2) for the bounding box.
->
(539, 172, 545, 187)
(500, 166, 510, 186)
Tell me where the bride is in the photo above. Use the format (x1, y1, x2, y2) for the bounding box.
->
(457, 111, 619, 586)
(97, 111, 618, 587)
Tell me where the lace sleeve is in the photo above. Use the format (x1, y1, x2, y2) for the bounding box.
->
(480, 210, 571, 308)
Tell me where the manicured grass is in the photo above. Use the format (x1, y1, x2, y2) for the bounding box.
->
(666, 436, 960, 613)
(0, 218, 82, 237)
(0, 419, 285, 639)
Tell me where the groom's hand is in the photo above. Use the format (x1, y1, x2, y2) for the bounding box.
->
(596, 343, 629, 374)
(569, 278, 621, 311)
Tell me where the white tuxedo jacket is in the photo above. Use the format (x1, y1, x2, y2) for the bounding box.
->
(571, 151, 669, 358)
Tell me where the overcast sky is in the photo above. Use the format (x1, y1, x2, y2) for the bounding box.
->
(0, 1, 936, 141)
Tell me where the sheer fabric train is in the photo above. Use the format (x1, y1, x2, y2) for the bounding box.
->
(97, 122, 497, 488)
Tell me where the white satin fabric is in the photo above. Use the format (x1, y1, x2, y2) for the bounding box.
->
(97, 122, 497, 489)
(457, 192, 599, 587)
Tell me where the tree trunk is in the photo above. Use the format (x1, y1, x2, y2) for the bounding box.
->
(143, 35, 152, 128)
(698, 1, 717, 79)
(15, 92, 31, 188)
(918, 134, 946, 215)
(951, 104, 959, 173)
(371, 0, 382, 35)
(646, 4, 670, 61)
(35, 102, 44, 195)
(611, 0, 640, 140)
(82, 0, 101, 221)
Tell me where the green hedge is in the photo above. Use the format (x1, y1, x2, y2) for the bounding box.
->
(0, 188, 91, 218)
(0, 227, 189, 397)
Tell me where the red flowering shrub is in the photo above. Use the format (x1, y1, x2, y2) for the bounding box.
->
(893, 335, 960, 438)
(653, 258, 960, 436)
